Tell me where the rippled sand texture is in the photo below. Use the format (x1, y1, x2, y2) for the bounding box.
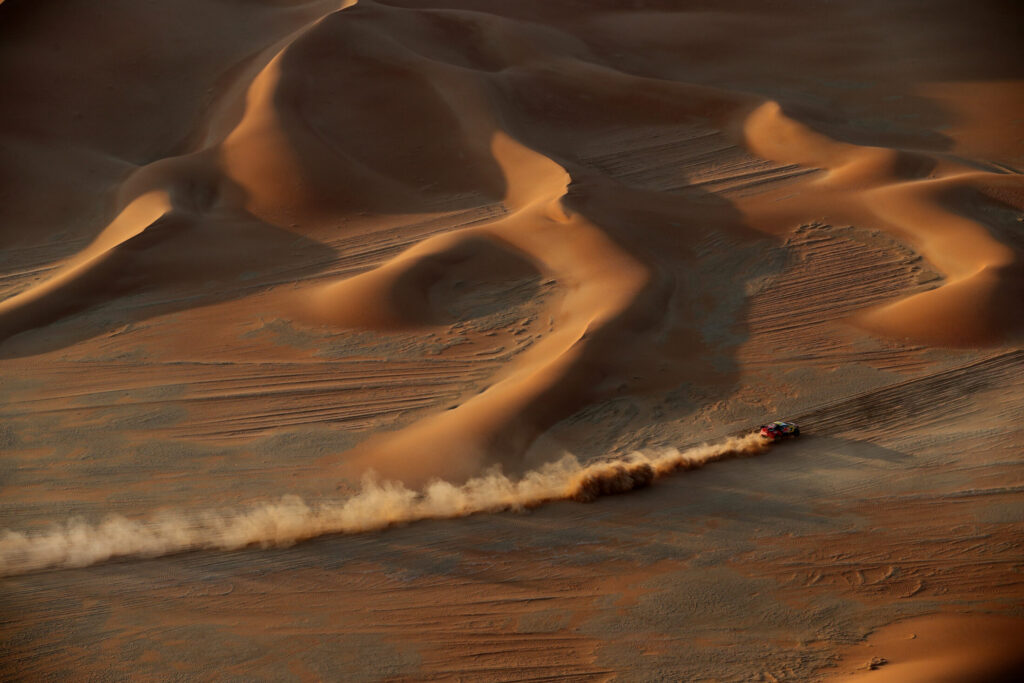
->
(1, 0, 1022, 680)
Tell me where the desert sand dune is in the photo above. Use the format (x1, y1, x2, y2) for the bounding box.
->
(826, 613, 1024, 682)
(744, 100, 1023, 346)
(1, 0, 1021, 679)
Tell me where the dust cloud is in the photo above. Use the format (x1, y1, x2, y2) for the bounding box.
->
(0, 434, 770, 576)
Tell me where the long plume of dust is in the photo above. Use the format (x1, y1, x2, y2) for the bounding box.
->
(0, 434, 770, 576)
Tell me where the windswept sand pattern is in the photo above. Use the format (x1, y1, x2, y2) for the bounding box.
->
(747, 487, 1024, 602)
(576, 124, 820, 197)
(3, 357, 520, 441)
(1, 0, 1022, 679)
(742, 100, 1024, 347)
(793, 350, 1024, 434)
(0, 240, 89, 300)
(302, 205, 511, 283)
(751, 224, 941, 332)
(738, 223, 943, 372)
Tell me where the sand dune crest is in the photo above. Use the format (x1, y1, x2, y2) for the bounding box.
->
(743, 100, 1023, 345)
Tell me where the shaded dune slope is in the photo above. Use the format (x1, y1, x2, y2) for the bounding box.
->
(0, 0, 1021, 486)
(744, 101, 1024, 346)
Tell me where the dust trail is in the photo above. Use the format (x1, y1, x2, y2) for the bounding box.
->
(0, 434, 770, 576)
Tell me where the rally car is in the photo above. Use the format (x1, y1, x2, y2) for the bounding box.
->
(759, 421, 800, 442)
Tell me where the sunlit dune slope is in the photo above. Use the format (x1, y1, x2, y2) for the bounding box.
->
(1, 0, 1023, 679)
(0, 0, 1021, 481)
(744, 101, 1024, 346)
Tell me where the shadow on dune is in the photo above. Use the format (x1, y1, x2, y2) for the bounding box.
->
(489, 177, 767, 472)
(0, 197, 337, 360)
(0, 0, 780, 480)
(4, 0, 1019, 480)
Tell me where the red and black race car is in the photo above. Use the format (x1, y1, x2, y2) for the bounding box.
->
(759, 421, 800, 442)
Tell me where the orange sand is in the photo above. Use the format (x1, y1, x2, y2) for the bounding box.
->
(0, 0, 1021, 679)
(827, 613, 1024, 682)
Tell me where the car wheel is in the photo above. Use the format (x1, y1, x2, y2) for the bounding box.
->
(794, 427, 800, 437)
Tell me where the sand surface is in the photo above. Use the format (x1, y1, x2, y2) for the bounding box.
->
(1, 0, 1022, 680)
